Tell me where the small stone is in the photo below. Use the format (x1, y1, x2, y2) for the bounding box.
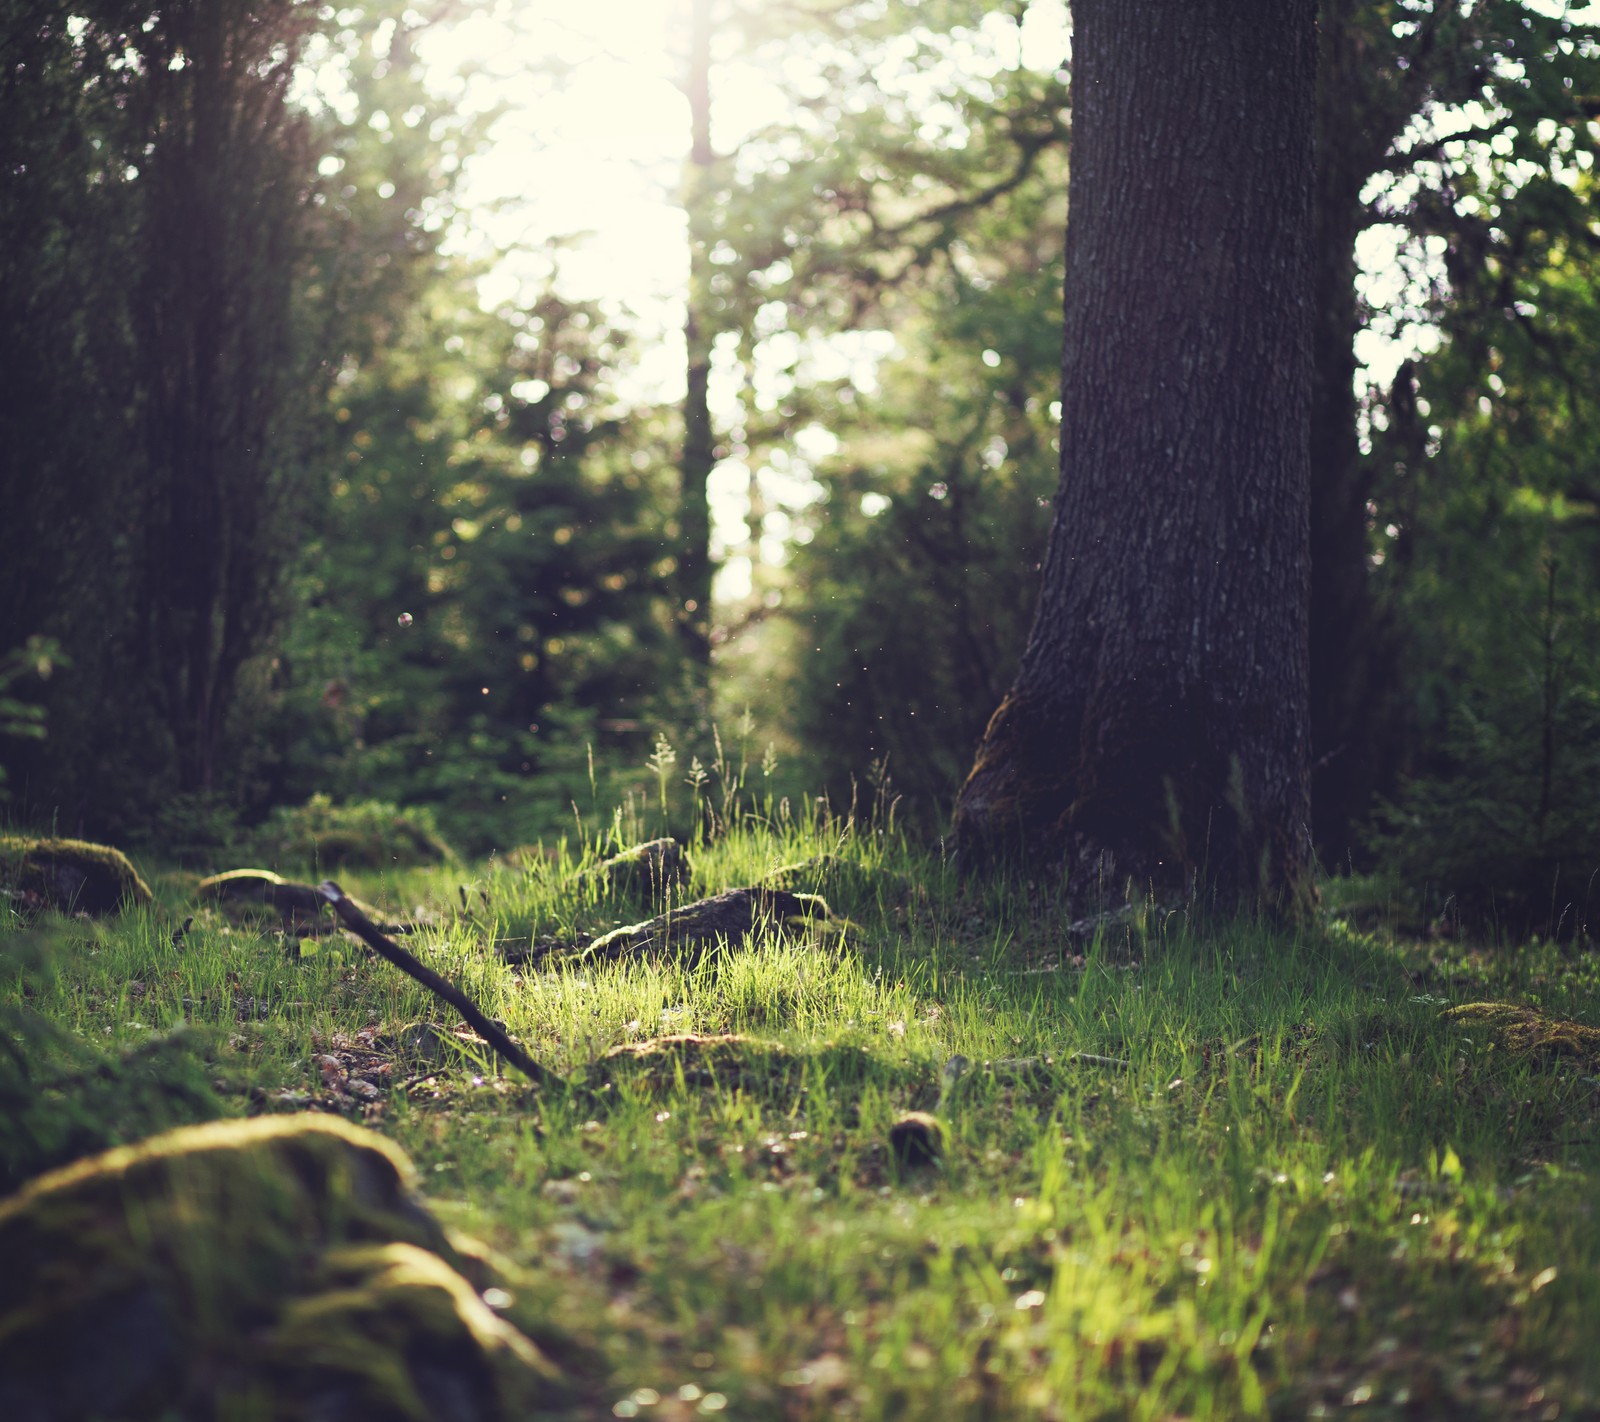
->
(888, 1111, 945, 1167)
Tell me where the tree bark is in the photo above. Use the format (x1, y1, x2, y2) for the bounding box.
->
(954, 0, 1317, 912)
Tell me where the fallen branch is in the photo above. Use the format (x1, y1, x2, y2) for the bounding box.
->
(318, 881, 565, 1093)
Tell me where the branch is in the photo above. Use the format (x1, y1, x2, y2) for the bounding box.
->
(319, 880, 566, 1092)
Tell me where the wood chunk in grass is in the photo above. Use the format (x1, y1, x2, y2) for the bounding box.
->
(758, 854, 910, 906)
(584, 1033, 796, 1094)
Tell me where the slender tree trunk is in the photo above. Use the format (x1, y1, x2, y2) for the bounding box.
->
(1306, 0, 1402, 865)
(679, 0, 716, 676)
(954, 0, 1317, 913)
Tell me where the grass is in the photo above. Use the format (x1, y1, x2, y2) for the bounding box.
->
(3, 801, 1599, 1420)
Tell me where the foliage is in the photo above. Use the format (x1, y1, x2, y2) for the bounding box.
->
(0, 640, 61, 804)
(260, 280, 687, 854)
(1352, 8, 1600, 921)
(0, 0, 463, 831)
(711, 3, 1068, 818)
(1369, 561, 1600, 938)
(250, 794, 456, 870)
(0, 930, 222, 1197)
(773, 294, 1061, 822)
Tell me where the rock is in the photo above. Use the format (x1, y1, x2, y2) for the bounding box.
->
(585, 839, 692, 899)
(577, 886, 835, 964)
(196, 868, 333, 930)
(888, 1111, 945, 1167)
(0, 835, 152, 915)
(195, 870, 396, 934)
(0, 1115, 573, 1422)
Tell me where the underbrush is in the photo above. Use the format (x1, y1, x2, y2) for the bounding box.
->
(2, 810, 1598, 1420)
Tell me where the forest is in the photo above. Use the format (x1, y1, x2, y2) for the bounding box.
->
(3, 1, 1600, 1418)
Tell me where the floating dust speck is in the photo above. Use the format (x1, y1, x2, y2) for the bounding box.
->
(396, 611, 413, 628)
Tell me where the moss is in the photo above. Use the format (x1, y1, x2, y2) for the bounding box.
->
(1442, 1001, 1600, 1065)
(259, 1242, 563, 1421)
(0, 835, 153, 914)
(584, 838, 692, 899)
(578, 886, 837, 964)
(194, 869, 390, 931)
(0, 1115, 571, 1422)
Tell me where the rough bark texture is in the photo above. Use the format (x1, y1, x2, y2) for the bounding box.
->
(954, 0, 1317, 911)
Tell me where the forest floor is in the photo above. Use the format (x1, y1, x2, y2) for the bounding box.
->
(4, 812, 1600, 1420)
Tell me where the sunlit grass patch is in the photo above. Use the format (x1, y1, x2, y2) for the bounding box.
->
(3, 812, 1599, 1418)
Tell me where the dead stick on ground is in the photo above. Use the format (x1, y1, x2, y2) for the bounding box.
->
(319, 880, 566, 1093)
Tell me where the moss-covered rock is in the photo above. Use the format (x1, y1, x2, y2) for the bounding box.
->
(584, 838, 692, 899)
(0, 1114, 572, 1422)
(196, 867, 335, 930)
(0, 835, 152, 915)
(577, 886, 837, 964)
(259, 1242, 562, 1422)
(888, 1111, 945, 1167)
(1443, 1001, 1600, 1066)
(194, 869, 397, 933)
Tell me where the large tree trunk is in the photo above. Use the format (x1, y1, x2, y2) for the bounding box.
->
(954, 0, 1317, 912)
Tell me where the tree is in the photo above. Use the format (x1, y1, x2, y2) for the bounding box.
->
(678, 0, 716, 678)
(952, 0, 1318, 910)
(0, 0, 325, 821)
(1308, 0, 1600, 860)
(128, 0, 323, 797)
(0, 0, 463, 833)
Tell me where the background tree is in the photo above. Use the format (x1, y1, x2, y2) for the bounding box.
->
(1309, 0, 1600, 860)
(702, 2, 1069, 817)
(0, 0, 332, 827)
(0, 0, 465, 837)
(953, 0, 1318, 908)
(678, 0, 717, 680)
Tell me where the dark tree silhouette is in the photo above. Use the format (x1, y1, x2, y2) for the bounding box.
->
(954, 0, 1318, 911)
